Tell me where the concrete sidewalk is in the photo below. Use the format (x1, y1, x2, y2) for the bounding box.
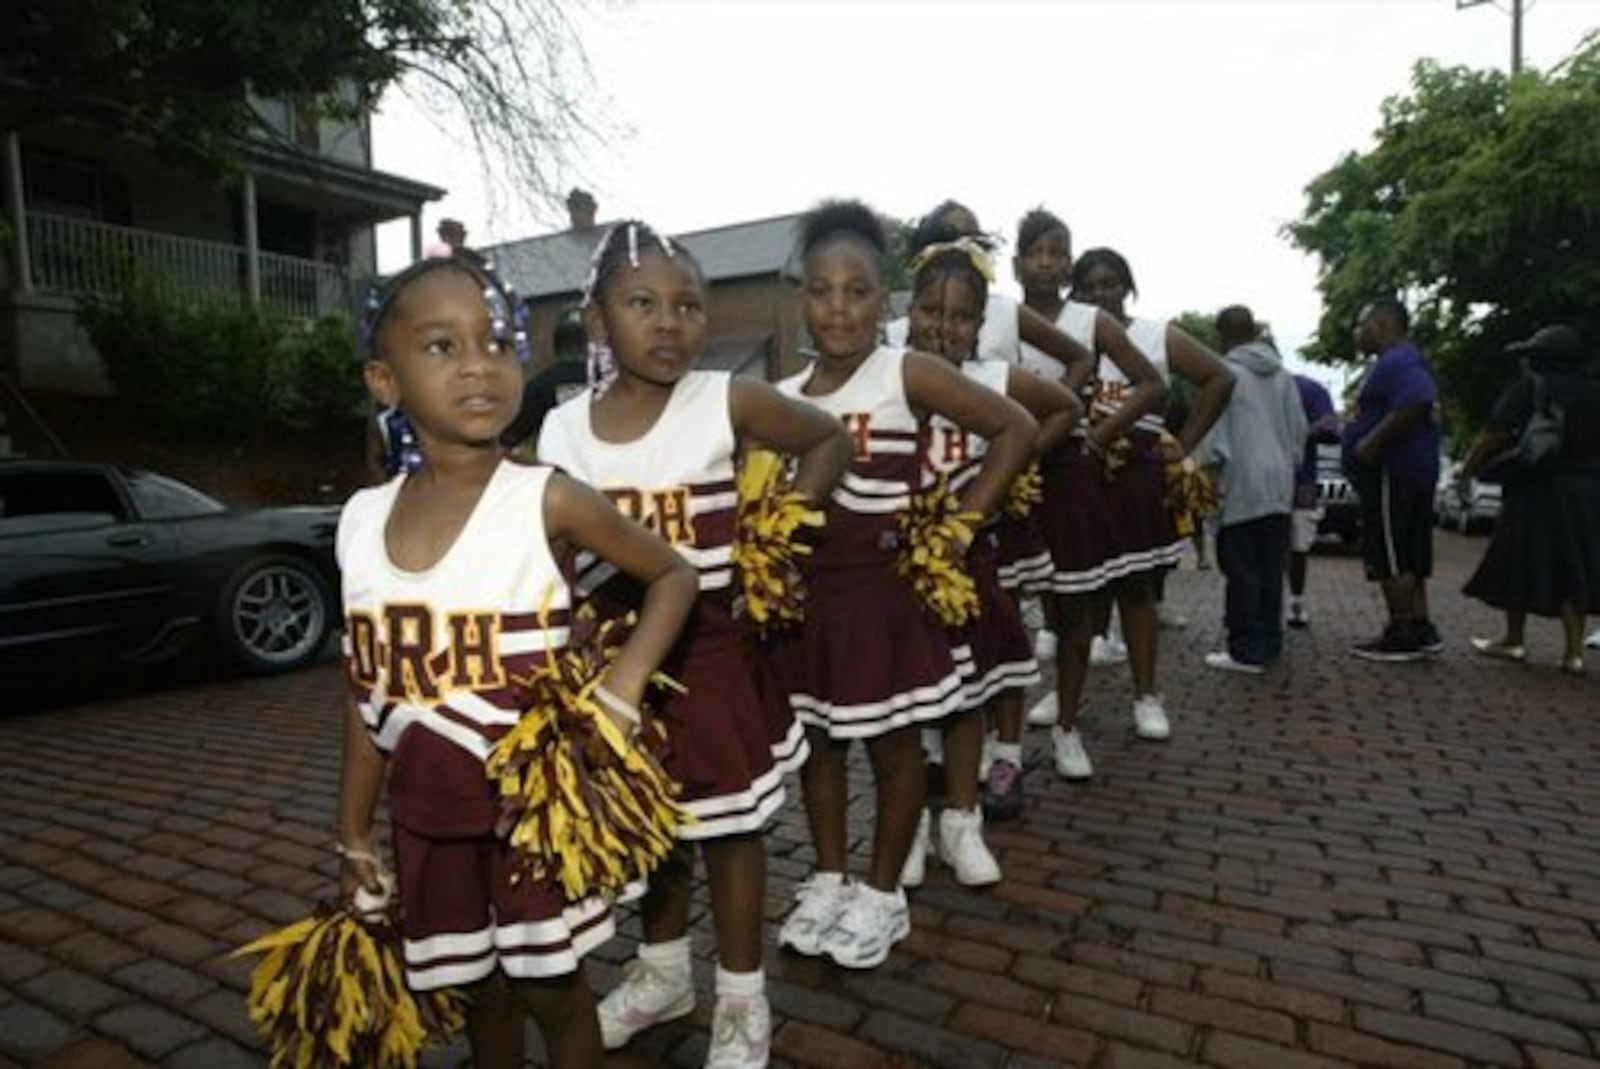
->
(2, 530, 1597, 1068)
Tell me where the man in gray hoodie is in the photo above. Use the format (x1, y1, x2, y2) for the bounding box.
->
(1205, 306, 1309, 672)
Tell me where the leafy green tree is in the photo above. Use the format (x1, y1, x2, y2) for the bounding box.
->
(1, 0, 593, 199)
(1285, 33, 1600, 431)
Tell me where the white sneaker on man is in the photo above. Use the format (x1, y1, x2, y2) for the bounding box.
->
(706, 994, 771, 1069)
(1132, 694, 1171, 740)
(1052, 725, 1094, 779)
(1204, 650, 1265, 675)
(900, 809, 932, 889)
(1033, 628, 1058, 660)
(936, 806, 1001, 886)
(597, 954, 696, 1049)
(1026, 691, 1060, 726)
(777, 873, 850, 957)
(1089, 635, 1127, 667)
(821, 884, 910, 969)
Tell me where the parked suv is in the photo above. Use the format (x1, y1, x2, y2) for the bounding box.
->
(1315, 444, 1361, 545)
(1436, 460, 1502, 533)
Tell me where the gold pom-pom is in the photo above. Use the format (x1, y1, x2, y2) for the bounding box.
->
(1159, 432, 1218, 537)
(1003, 462, 1044, 519)
(896, 474, 982, 628)
(232, 905, 464, 1069)
(731, 448, 824, 634)
(486, 604, 690, 901)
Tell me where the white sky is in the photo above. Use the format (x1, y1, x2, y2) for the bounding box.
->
(372, 0, 1599, 389)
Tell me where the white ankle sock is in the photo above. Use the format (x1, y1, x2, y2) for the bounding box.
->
(922, 728, 945, 764)
(992, 741, 1022, 765)
(715, 964, 764, 999)
(639, 936, 691, 975)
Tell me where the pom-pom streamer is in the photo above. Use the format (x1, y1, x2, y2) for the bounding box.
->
(1003, 462, 1044, 519)
(731, 448, 824, 634)
(896, 474, 982, 627)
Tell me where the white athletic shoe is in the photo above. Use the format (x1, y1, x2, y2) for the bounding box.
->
(1204, 650, 1265, 675)
(1156, 602, 1188, 629)
(1132, 694, 1172, 741)
(1052, 725, 1094, 779)
(597, 954, 695, 1050)
(777, 873, 851, 957)
(706, 994, 771, 1069)
(820, 884, 910, 970)
(1089, 635, 1127, 667)
(936, 806, 1001, 886)
(1033, 628, 1058, 660)
(900, 808, 931, 889)
(1026, 691, 1060, 727)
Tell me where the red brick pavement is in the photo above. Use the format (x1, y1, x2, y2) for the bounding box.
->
(2, 530, 1597, 1068)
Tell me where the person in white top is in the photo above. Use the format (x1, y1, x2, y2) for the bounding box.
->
(1068, 246, 1233, 746)
(537, 221, 850, 1068)
(1011, 210, 1170, 779)
(336, 252, 698, 1069)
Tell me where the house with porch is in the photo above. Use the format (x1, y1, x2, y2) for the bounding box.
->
(484, 192, 809, 382)
(0, 99, 444, 396)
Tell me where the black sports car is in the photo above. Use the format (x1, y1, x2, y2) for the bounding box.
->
(0, 459, 341, 682)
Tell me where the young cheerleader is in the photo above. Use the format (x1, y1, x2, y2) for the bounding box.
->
(1060, 243, 1232, 755)
(1011, 211, 1170, 780)
(775, 200, 1035, 968)
(334, 253, 699, 1069)
(897, 239, 1078, 883)
(536, 222, 850, 1067)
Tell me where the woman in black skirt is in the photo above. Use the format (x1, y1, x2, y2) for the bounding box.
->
(1461, 325, 1600, 674)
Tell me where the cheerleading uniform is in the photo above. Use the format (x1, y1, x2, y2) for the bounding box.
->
(1092, 315, 1186, 580)
(1019, 300, 1120, 595)
(537, 371, 806, 841)
(777, 345, 968, 739)
(923, 358, 1040, 708)
(338, 460, 613, 991)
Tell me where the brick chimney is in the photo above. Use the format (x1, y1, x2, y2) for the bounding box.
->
(566, 188, 597, 231)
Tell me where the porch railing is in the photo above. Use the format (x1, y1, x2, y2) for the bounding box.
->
(25, 211, 351, 320)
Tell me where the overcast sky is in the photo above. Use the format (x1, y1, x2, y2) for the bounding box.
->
(372, 0, 1599, 388)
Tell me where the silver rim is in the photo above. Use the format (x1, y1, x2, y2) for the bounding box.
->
(230, 563, 326, 666)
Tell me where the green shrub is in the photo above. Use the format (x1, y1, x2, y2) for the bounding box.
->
(79, 279, 364, 438)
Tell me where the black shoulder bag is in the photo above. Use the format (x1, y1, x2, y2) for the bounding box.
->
(1477, 373, 1565, 485)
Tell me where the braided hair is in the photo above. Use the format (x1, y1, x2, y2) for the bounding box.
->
(578, 220, 702, 393)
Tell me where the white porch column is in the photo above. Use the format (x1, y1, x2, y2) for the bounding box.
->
(242, 171, 260, 305)
(5, 131, 33, 294)
(409, 212, 423, 262)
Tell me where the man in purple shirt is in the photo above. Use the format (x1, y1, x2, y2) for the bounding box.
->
(1343, 297, 1443, 661)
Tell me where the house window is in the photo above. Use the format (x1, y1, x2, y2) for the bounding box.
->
(24, 151, 107, 221)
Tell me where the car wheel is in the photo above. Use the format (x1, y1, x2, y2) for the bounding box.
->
(215, 554, 332, 674)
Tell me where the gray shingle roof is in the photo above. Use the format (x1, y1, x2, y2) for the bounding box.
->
(483, 213, 805, 300)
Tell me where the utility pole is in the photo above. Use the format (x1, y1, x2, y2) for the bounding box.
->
(1455, 0, 1525, 75)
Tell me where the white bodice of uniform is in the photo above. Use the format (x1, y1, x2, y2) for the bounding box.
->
(1097, 315, 1171, 434)
(337, 461, 571, 761)
(924, 358, 1008, 496)
(537, 371, 738, 598)
(1018, 299, 1097, 379)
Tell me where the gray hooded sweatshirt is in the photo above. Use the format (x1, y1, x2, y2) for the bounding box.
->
(1208, 341, 1309, 526)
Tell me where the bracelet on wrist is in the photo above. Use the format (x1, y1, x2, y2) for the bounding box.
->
(594, 683, 643, 734)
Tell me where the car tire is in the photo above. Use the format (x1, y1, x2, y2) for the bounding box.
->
(214, 554, 333, 674)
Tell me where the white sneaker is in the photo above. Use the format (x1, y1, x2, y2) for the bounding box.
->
(1287, 601, 1309, 630)
(1204, 650, 1264, 676)
(597, 955, 695, 1050)
(1026, 691, 1060, 727)
(1033, 628, 1058, 660)
(1052, 725, 1093, 779)
(706, 994, 771, 1069)
(821, 884, 910, 969)
(1089, 635, 1127, 667)
(777, 873, 850, 957)
(900, 809, 931, 889)
(1132, 694, 1171, 741)
(936, 807, 1001, 886)
(1587, 630, 1600, 650)
(1156, 602, 1188, 630)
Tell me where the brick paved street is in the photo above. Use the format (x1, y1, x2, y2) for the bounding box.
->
(2, 530, 1598, 1068)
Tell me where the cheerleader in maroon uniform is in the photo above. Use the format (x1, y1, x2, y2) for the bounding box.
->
(775, 200, 1035, 970)
(335, 254, 698, 1069)
(1068, 246, 1233, 745)
(897, 239, 1079, 885)
(1012, 211, 1170, 779)
(537, 222, 849, 1066)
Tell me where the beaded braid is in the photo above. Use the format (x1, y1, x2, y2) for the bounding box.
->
(578, 220, 692, 396)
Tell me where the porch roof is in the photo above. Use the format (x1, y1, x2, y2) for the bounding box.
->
(236, 139, 445, 227)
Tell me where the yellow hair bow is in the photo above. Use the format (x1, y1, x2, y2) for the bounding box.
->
(906, 237, 996, 284)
